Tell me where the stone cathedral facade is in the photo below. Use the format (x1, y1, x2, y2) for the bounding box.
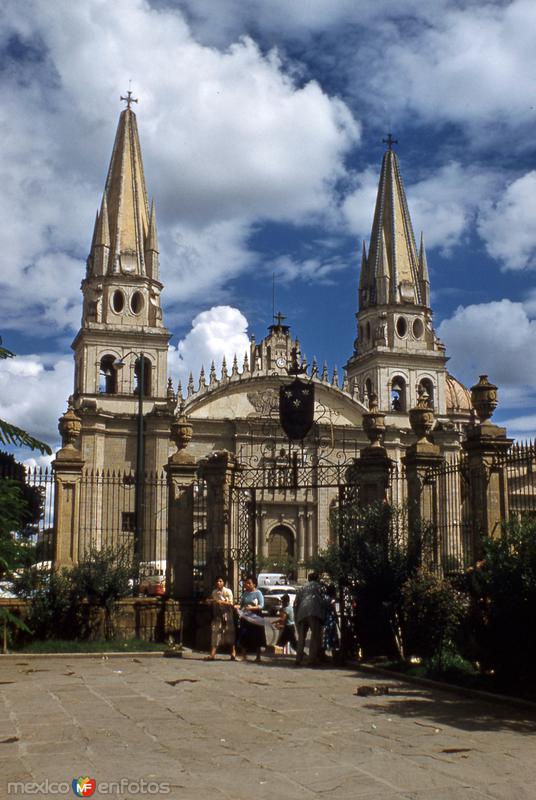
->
(62, 103, 473, 569)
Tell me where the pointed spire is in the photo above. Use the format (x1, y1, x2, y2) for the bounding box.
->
(311, 357, 318, 378)
(199, 366, 206, 389)
(177, 379, 183, 401)
(144, 199, 160, 281)
(187, 372, 195, 398)
(146, 200, 159, 251)
(243, 352, 249, 373)
(332, 366, 339, 387)
(321, 362, 329, 382)
(89, 194, 111, 276)
(221, 356, 228, 382)
(95, 194, 111, 247)
(358, 241, 368, 307)
(342, 370, 349, 392)
(418, 232, 430, 307)
(102, 105, 150, 276)
(209, 360, 217, 386)
(231, 354, 239, 377)
(365, 145, 422, 307)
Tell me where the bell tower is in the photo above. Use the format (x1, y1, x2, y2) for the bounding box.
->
(346, 138, 448, 418)
(70, 96, 171, 472)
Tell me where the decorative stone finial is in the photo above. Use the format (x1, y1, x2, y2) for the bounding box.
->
(409, 387, 435, 444)
(58, 404, 82, 449)
(170, 402, 193, 461)
(362, 393, 386, 447)
(471, 375, 498, 423)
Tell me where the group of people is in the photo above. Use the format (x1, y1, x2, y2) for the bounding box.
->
(206, 572, 339, 667)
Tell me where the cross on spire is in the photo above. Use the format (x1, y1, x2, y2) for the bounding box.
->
(120, 90, 138, 110)
(274, 310, 286, 326)
(382, 132, 398, 150)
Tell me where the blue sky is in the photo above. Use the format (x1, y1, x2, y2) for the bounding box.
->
(2, 0, 536, 459)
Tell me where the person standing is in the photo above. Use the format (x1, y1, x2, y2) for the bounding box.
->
(294, 572, 328, 666)
(236, 576, 266, 663)
(273, 593, 298, 654)
(206, 576, 236, 661)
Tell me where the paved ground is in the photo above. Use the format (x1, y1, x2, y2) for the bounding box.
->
(1, 652, 536, 799)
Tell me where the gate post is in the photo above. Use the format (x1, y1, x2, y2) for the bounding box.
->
(53, 406, 84, 568)
(351, 396, 392, 505)
(198, 450, 239, 592)
(462, 376, 512, 556)
(402, 392, 444, 566)
(165, 411, 197, 599)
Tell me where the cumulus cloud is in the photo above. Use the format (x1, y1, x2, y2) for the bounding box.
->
(438, 299, 536, 393)
(0, 354, 73, 448)
(477, 172, 536, 270)
(354, 0, 536, 132)
(168, 305, 250, 389)
(0, 0, 359, 336)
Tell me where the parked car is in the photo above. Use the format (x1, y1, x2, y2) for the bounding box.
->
(257, 572, 288, 589)
(0, 581, 17, 599)
(137, 561, 166, 597)
(261, 585, 297, 616)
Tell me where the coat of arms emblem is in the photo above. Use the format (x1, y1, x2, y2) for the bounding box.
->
(279, 378, 315, 440)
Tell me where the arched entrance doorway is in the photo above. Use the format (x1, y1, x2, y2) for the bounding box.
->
(267, 524, 295, 559)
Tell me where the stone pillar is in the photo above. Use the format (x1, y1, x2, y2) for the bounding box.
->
(463, 376, 513, 556)
(402, 390, 444, 565)
(350, 395, 392, 506)
(165, 408, 197, 599)
(305, 511, 314, 559)
(198, 450, 239, 592)
(297, 511, 305, 563)
(53, 406, 84, 568)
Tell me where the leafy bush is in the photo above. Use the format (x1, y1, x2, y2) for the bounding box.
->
(13, 566, 76, 640)
(462, 516, 536, 680)
(312, 502, 416, 657)
(401, 568, 469, 664)
(70, 545, 137, 639)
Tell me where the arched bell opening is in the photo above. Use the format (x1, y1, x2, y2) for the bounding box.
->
(391, 375, 407, 412)
(99, 354, 118, 394)
(418, 377, 435, 409)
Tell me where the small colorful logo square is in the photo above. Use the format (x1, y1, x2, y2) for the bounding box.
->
(72, 777, 96, 797)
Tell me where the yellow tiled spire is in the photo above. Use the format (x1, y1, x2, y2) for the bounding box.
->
(362, 145, 422, 308)
(88, 105, 151, 277)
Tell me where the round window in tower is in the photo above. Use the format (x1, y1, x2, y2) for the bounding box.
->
(112, 290, 125, 313)
(396, 316, 407, 337)
(130, 291, 144, 314)
(412, 318, 424, 339)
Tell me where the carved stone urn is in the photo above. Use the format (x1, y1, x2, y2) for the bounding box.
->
(471, 375, 498, 423)
(362, 393, 386, 448)
(58, 404, 82, 450)
(171, 402, 193, 455)
(409, 389, 435, 444)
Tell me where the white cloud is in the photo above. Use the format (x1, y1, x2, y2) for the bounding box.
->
(356, 0, 536, 132)
(438, 300, 536, 398)
(477, 172, 536, 270)
(0, 354, 73, 447)
(0, 0, 360, 335)
(168, 305, 250, 389)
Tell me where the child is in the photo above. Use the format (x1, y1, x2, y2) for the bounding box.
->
(273, 593, 297, 654)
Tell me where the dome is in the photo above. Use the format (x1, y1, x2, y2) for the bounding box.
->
(446, 373, 472, 414)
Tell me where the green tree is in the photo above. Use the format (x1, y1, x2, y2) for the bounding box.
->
(463, 515, 536, 681)
(311, 502, 415, 658)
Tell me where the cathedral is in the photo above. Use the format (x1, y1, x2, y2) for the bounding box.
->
(63, 100, 473, 572)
